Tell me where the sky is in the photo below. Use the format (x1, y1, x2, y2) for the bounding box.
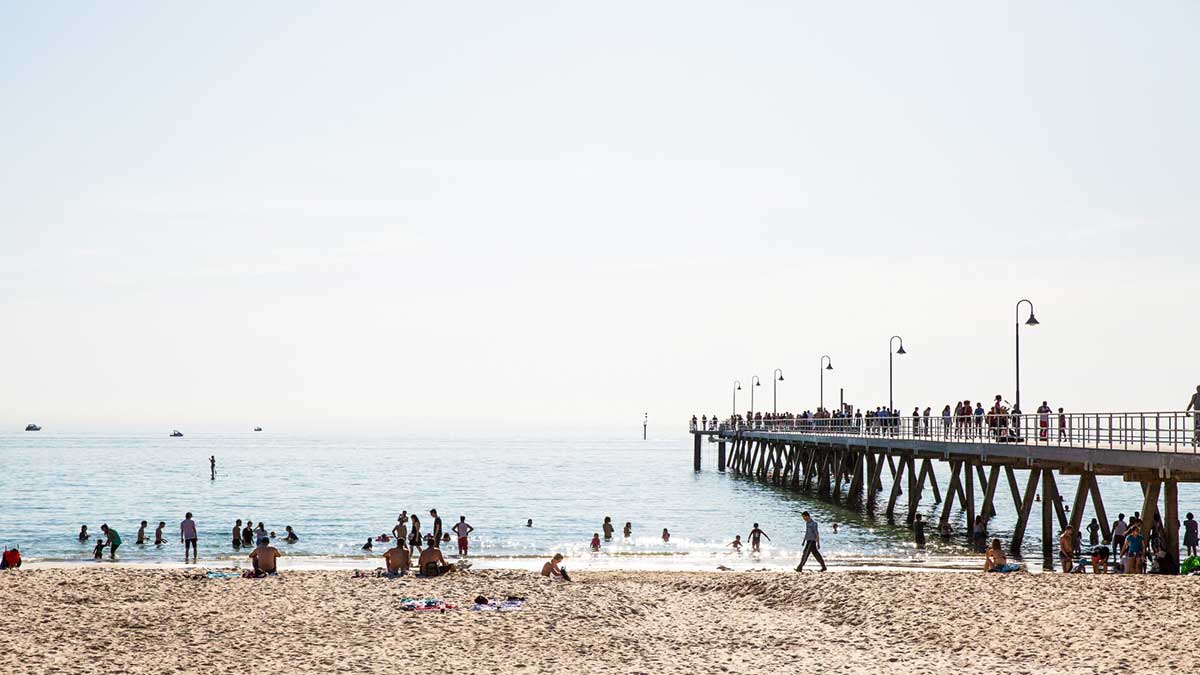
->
(1, 1, 1197, 433)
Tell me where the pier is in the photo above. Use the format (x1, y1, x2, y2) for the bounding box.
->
(691, 411, 1200, 569)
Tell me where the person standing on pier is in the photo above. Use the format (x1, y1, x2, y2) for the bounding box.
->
(795, 512, 827, 572)
(1188, 385, 1200, 447)
(1037, 402, 1052, 441)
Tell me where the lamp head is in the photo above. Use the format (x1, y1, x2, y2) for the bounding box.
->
(777, 374, 784, 381)
(896, 345, 907, 355)
(1025, 314, 1040, 326)
(825, 363, 833, 371)
(736, 384, 742, 391)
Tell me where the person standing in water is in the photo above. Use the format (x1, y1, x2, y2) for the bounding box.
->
(747, 523, 771, 553)
(602, 517, 614, 541)
(99, 524, 121, 560)
(430, 509, 443, 549)
(452, 516, 474, 557)
(795, 512, 826, 572)
(242, 520, 254, 547)
(662, 528, 670, 542)
(181, 512, 199, 564)
(232, 519, 243, 549)
(914, 514, 926, 549)
(209, 455, 215, 480)
(1184, 513, 1199, 558)
(154, 521, 167, 545)
(136, 521, 149, 545)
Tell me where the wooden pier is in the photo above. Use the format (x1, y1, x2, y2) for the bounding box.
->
(691, 412, 1200, 568)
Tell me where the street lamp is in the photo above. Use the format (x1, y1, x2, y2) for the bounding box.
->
(1015, 299, 1039, 413)
(773, 368, 784, 415)
(889, 335, 906, 412)
(732, 380, 742, 421)
(819, 355, 833, 411)
(750, 375, 761, 419)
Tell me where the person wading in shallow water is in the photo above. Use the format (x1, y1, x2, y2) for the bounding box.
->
(795, 512, 826, 572)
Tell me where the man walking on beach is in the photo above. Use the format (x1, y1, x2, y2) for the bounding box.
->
(430, 509, 443, 549)
(181, 512, 198, 564)
(795, 512, 827, 572)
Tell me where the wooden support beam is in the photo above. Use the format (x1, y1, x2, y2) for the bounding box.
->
(867, 452, 886, 506)
(1088, 474, 1111, 541)
(1068, 473, 1090, 536)
(717, 440, 726, 472)
(1005, 466, 1023, 512)
(1042, 469, 1056, 563)
(693, 433, 702, 471)
(980, 464, 1001, 527)
(847, 451, 865, 507)
(905, 455, 921, 525)
(1165, 480, 1180, 572)
(939, 460, 962, 526)
(964, 460, 976, 531)
(923, 458, 943, 504)
(886, 457, 907, 519)
(1043, 470, 1068, 531)
(886, 453, 897, 478)
(1140, 480, 1162, 538)
(1010, 468, 1041, 555)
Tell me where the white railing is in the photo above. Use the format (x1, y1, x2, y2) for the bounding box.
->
(694, 411, 1200, 453)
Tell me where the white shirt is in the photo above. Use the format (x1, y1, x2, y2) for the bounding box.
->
(1113, 520, 1128, 538)
(452, 522, 471, 538)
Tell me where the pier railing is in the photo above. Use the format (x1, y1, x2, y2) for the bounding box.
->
(691, 411, 1200, 453)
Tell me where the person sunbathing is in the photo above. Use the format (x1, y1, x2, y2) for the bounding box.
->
(540, 553, 571, 581)
(383, 542, 411, 577)
(417, 536, 455, 576)
(249, 539, 282, 576)
(984, 538, 1007, 572)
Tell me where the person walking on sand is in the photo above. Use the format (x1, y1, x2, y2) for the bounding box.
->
(452, 516, 474, 557)
(181, 512, 198, 564)
(1188, 385, 1200, 447)
(209, 455, 216, 480)
(99, 524, 121, 560)
(795, 512, 827, 572)
(603, 516, 614, 541)
(747, 523, 771, 553)
(1183, 512, 1199, 558)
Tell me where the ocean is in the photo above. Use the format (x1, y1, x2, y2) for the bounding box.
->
(1, 431, 1192, 570)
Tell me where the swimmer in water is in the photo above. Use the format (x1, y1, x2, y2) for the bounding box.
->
(602, 517, 614, 541)
(155, 521, 167, 545)
(526, 519, 533, 527)
(590, 533, 601, 551)
(362, 538, 373, 551)
(136, 521, 148, 545)
(730, 535, 743, 552)
(79, 525, 89, 542)
(623, 522, 632, 538)
(747, 523, 771, 553)
(662, 528, 670, 542)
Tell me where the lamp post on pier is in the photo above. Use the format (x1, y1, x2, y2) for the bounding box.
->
(889, 335, 906, 412)
(819, 355, 833, 412)
(732, 380, 742, 422)
(773, 369, 784, 415)
(750, 376, 761, 420)
(1014, 299, 1040, 414)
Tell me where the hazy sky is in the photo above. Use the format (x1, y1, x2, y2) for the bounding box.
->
(1, 2, 1197, 433)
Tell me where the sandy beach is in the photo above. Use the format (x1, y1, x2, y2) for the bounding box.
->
(2, 567, 1197, 674)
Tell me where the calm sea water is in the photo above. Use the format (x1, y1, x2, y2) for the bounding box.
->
(0, 432, 1193, 570)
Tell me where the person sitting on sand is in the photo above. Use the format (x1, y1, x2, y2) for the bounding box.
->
(730, 535, 742, 553)
(984, 539, 1007, 572)
(417, 536, 455, 577)
(362, 538, 373, 551)
(99, 524, 121, 559)
(79, 525, 89, 542)
(590, 533, 601, 551)
(155, 521, 167, 545)
(662, 528, 670, 543)
(249, 539, 282, 576)
(1, 547, 21, 570)
(283, 526, 298, 543)
(540, 553, 571, 581)
(383, 541, 411, 577)
(136, 521, 148, 545)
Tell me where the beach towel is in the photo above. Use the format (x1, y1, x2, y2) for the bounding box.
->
(400, 598, 456, 611)
(205, 571, 241, 579)
(988, 563, 1021, 574)
(471, 599, 525, 612)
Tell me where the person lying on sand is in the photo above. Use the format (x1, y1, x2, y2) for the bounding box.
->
(417, 536, 456, 577)
(249, 539, 282, 576)
(540, 553, 571, 582)
(383, 542, 411, 577)
(984, 538, 1007, 572)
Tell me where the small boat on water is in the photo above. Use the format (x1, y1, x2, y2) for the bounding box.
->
(25, 424, 41, 432)
(253, 426, 263, 432)
(170, 430, 184, 437)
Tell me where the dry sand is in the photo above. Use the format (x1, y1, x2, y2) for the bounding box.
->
(1, 566, 1197, 674)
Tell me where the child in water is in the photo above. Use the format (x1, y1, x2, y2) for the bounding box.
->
(730, 535, 743, 552)
(590, 533, 601, 551)
(662, 528, 670, 542)
(92, 538, 107, 560)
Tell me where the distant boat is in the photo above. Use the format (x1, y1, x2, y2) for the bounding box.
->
(253, 426, 263, 432)
(170, 430, 184, 437)
(25, 424, 41, 432)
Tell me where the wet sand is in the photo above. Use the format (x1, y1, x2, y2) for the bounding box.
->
(1, 567, 1196, 674)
